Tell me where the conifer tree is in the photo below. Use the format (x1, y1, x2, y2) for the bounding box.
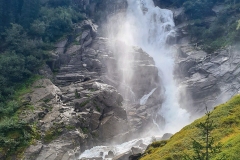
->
(184, 106, 225, 160)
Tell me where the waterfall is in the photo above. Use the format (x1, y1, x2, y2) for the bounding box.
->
(79, 1, 190, 159)
(119, 0, 190, 133)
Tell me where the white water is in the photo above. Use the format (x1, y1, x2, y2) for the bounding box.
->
(119, 0, 190, 133)
(140, 88, 157, 105)
(79, 0, 190, 159)
(79, 138, 152, 159)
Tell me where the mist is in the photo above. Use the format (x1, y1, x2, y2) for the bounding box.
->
(105, 0, 190, 134)
(79, 0, 192, 158)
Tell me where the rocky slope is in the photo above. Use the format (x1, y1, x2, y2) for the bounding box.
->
(23, 16, 164, 160)
(175, 44, 240, 116)
(22, 1, 240, 159)
(169, 4, 240, 116)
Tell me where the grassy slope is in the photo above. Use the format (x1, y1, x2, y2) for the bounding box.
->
(141, 95, 240, 160)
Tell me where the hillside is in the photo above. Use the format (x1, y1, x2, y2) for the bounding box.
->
(141, 95, 240, 160)
(2, 0, 240, 159)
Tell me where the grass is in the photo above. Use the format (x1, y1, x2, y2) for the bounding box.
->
(141, 95, 240, 160)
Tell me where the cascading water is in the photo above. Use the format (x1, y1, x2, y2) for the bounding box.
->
(119, 0, 190, 133)
(79, 0, 190, 159)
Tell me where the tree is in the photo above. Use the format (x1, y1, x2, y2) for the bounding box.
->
(0, 0, 23, 31)
(20, 0, 40, 28)
(184, 106, 225, 160)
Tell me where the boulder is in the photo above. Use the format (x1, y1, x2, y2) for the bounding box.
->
(161, 133, 173, 140)
(113, 151, 132, 160)
(131, 147, 143, 155)
(28, 79, 61, 103)
(105, 151, 114, 158)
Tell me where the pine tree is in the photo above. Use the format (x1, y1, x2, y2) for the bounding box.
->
(184, 106, 225, 160)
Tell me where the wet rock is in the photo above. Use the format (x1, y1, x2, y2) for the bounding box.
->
(131, 147, 143, 155)
(113, 151, 132, 160)
(105, 151, 114, 158)
(139, 143, 148, 149)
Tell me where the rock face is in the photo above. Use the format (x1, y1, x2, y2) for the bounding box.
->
(25, 13, 164, 158)
(175, 44, 240, 116)
(23, 78, 129, 159)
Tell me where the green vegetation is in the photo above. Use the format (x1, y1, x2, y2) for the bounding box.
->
(0, 75, 41, 158)
(75, 89, 81, 99)
(184, 108, 223, 160)
(44, 123, 76, 143)
(93, 101, 101, 112)
(79, 100, 90, 108)
(158, 0, 240, 52)
(0, 0, 86, 102)
(141, 95, 240, 160)
(81, 127, 89, 134)
(0, 0, 87, 158)
(44, 127, 63, 143)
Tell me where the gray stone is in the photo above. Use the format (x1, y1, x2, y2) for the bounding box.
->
(176, 45, 240, 115)
(113, 151, 132, 160)
(131, 147, 143, 155)
(24, 142, 43, 159)
(105, 151, 114, 158)
(66, 45, 82, 55)
(161, 133, 173, 140)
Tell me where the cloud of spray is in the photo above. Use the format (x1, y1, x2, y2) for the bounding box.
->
(78, 0, 193, 158)
(105, 0, 191, 134)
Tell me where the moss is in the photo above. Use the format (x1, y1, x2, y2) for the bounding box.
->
(81, 127, 88, 134)
(44, 127, 63, 143)
(141, 95, 240, 160)
(66, 125, 75, 130)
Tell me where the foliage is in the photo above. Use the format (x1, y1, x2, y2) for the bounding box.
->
(0, 118, 33, 156)
(0, 0, 86, 109)
(141, 95, 240, 160)
(184, 108, 223, 160)
(44, 127, 63, 143)
(0, 0, 86, 158)
(158, 0, 240, 52)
